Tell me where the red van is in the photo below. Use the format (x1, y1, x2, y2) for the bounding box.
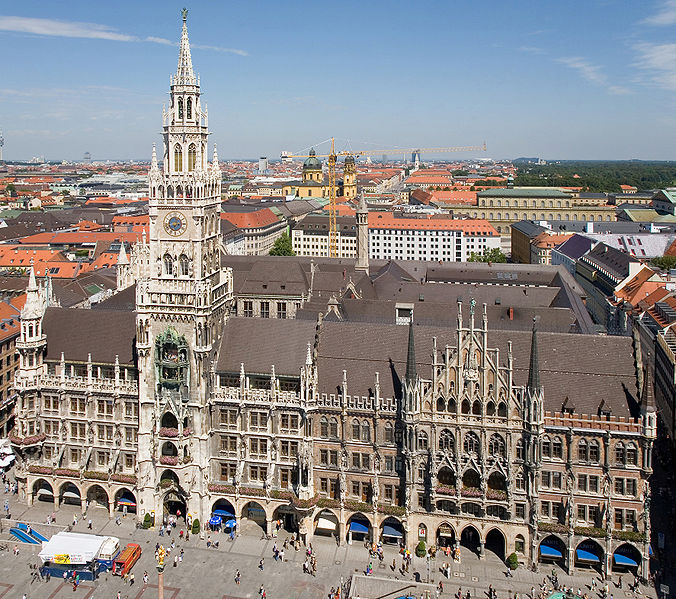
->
(112, 543, 141, 577)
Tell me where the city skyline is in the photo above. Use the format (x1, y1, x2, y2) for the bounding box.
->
(2, 0, 676, 161)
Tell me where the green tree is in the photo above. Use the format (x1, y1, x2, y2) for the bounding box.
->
(269, 232, 295, 256)
(4, 183, 16, 197)
(506, 552, 519, 570)
(468, 248, 507, 263)
(415, 540, 427, 558)
(651, 255, 676, 270)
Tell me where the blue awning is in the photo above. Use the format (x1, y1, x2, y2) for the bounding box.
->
(213, 509, 234, 518)
(382, 525, 403, 538)
(209, 516, 222, 526)
(614, 553, 638, 567)
(540, 544, 563, 558)
(350, 521, 369, 534)
(224, 519, 237, 530)
(576, 548, 600, 563)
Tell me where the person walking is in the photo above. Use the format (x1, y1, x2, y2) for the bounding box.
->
(129, 573, 135, 586)
(259, 558, 264, 571)
(235, 569, 240, 584)
(87, 519, 92, 530)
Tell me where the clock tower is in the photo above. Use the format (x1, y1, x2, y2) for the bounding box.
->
(136, 9, 233, 521)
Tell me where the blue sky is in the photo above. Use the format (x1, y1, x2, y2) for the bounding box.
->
(2, 1, 676, 161)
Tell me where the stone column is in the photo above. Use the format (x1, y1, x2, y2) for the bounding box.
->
(479, 540, 485, 559)
(108, 500, 115, 518)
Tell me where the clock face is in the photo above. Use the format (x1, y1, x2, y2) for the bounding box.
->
(163, 211, 188, 237)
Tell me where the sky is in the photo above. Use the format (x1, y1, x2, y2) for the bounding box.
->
(2, 1, 676, 161)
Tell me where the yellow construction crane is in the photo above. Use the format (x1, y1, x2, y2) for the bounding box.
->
(283, 138, 486, 257)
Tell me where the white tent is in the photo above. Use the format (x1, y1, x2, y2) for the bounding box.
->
(38, 532, 115, 565)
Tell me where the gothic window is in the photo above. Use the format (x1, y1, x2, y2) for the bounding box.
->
(497, 401, 507, 418)
(588, 440, 600, 463)
(439, 429, 454, 452)
(542, 436, 552, 458)
(361, 421, 370, 442)
(352, 419, 360, 441)
(329, 417, 338, 438)
(486, 401, 496, 416)
(383, 422, 394, 443)
(515, 471, 525, 491)
(178, 98, 183, 119)
(163, 253, 174, 276)
(438, 467, 456, 487)
(417, 430, 428, 450)
(472, 400, 481, 415)
(186, 97, 192, 120)
(174, 145, 183, 172)
(463, 432, 480, 456)
(437, 397, 445, 412)
(488, 434, 506, 458)
(188, 144, 197, 172)
(552, 437, 563, 459)
(447, 398, 456, 412)
(626, 443, 637, 466)
(320, 417, 328, 438)
(179, 254, 189, 277)
(461, 399, 470, 414)
(516, 439, 524, 460)
(578, 439, 588, 462)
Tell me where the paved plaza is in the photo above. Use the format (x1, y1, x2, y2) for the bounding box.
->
(0, 491, 660, 599)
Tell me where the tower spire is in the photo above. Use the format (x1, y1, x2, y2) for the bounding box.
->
(527, 318, 541, 393)
(405, 317, 416, 384)
(175, 8, 196, 86)
(150, 143, 158, 171)
(355, 193, 369, 272)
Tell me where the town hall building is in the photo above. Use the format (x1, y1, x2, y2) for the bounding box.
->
(9, 13, 655, 580)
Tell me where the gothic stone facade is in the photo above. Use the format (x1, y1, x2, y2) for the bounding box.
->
(10, 14, 655, 579)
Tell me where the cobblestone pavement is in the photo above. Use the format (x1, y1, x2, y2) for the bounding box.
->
(0, 491, 660, 599)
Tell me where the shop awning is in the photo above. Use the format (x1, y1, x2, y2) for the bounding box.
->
(316, 517, 336, 531)
(36, 488, 53, 497)
(576, 548, 600, 563)
(213, 509, 234, 518)
(209, 516, 222, 526)
(117, 499, 136, 507)
(382, 525, 403, 538)
(224, 519, 237, 530)
(350, 521, 369, 534)
(61, 491, 80, 500)
(540, 545, 563, 559)
(614, 553, 638, 567)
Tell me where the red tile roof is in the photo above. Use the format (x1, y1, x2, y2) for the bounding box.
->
(221, 208, 280, 229)
(368, 212, 498, 235)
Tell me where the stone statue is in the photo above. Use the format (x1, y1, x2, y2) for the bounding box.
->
(339, 470, 346, 502)
(341, 447, 348, 470)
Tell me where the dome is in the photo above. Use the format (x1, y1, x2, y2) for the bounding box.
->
(303, 148, 322, 171)
(344, 155, 355, 165)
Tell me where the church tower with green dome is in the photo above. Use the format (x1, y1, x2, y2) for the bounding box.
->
(302, 148, 323, 183)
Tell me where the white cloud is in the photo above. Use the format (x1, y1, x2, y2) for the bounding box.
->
(557, 56, 630, 95)
(518, 46, 545, 55)
(0, 16, 247, 55)
(634, 42, 676, 90)
(643, 0, 676, 25)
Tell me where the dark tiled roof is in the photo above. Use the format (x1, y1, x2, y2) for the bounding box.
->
(316, 321, 637, 417)
(93, 284, 137, 311)
(43, 307, 136, 364)
(216, 317, 316, 376)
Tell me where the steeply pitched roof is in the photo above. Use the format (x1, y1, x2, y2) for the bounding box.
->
(42, 307, 136, 365)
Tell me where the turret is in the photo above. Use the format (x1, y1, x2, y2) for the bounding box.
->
(355, 194, 369, 272)
(526, 318, 544, 427)
(343, 155, 357, 199)
(641, 358, 657, 440)
(17, 267, 48, 378)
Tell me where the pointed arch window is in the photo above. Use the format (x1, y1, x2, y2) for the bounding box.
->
(488, 433, 506, 457)
(361, 420, 370, 442)
(179, 254, 189, 276)
(163, 253, 174, 276)
(186, 97, 192, 120)
(463, 431, 480, 456)
(188, 144, 197, 172)
(174, 145, 183, 172)
(384, 422, 394, 444)
(178, 98, 184, 120)
(417, 430, 428, 450)
(439, 429, 454, 452)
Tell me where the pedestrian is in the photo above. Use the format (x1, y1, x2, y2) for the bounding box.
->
(259, 558, 264, 571)
(235, 569, 240, 584)
(618, 577, 623, 590)
(143, 571, 149, 584)
(280, 548, 285, 562)
(117, 592, 121, 599)
(87, 519, 92, 530)
(174, 555, 178, 567)
(259, 584, 265, 596)
(130, 573, 135, 586)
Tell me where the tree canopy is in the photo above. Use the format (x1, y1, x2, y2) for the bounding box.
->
(468, 248, 507, 263)
(269, 232, 295, 256)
